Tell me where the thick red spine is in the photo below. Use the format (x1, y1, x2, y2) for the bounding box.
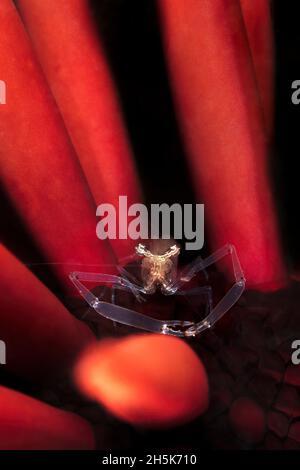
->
(0, 386, 95, 449)
(17, 0, 143, 259)
(0, 0, 115, 290)
(158, 0, 285, 290)
(0, 244, 95, 381)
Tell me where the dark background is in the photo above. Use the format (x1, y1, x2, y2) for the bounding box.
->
(0, 0, 300, 282)
(272, 0, 300, 269)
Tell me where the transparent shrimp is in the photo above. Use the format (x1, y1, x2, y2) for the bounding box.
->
(69, 242, 246, 338)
